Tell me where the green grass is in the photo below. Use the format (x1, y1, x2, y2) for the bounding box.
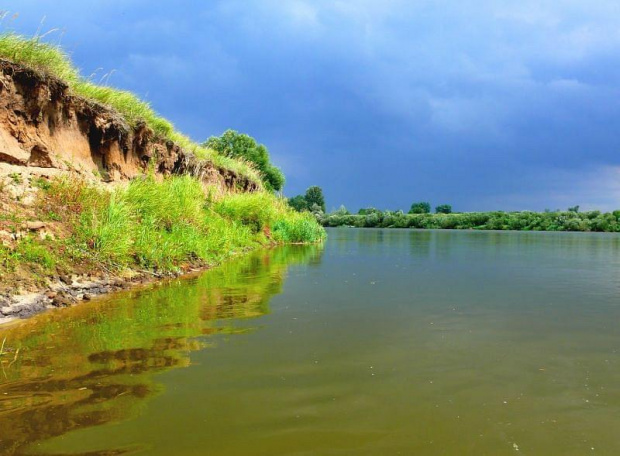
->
(14, 237, 57, 271)
(21, 175, 325, 274)
(0, 33, 262, 185)
(0, 34, 326, 280)
(0, 244, 17, 271)
(215, 192, 325, 243)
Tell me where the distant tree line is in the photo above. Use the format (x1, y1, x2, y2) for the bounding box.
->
(286, 188, 620, 232)
(319, 207, 620, 232)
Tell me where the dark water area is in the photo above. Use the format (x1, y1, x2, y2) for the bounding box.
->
(1, 229, 620, 455)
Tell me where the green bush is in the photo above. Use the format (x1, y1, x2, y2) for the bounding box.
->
(409, 202, 431, 214)
(435, 204, 453, 214)
(204, 130, 284, 191)
(272, 212, 326, 243)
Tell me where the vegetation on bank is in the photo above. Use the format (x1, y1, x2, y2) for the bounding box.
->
(319, 206, 620, 232)
(204, 130, 285, 192)
(0, 33, 326, 288)
(0, 33, 263, 185)
(0, 176, 325, 282)
(285, 187, 620, 233)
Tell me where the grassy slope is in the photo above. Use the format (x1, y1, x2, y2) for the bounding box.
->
(0, 33, 261, 184)
(1, 176, 324, 283)
(0, 34, 325, 288)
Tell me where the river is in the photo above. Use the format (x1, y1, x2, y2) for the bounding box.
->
(1, 229, 620, 455)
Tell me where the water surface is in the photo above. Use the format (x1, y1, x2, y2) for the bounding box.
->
(1, 229, 620, 455)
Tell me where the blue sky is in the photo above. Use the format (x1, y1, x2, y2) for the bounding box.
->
(2, 1, 620, 212)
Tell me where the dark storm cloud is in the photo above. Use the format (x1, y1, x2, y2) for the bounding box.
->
(3, 0, 620, 210)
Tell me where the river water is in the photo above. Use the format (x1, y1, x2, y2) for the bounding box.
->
(1, 228, 620, 455)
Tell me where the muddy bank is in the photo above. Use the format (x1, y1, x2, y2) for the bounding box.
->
(0, 266, 208, 325)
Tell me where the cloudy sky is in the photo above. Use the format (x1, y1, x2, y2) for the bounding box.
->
(3, 1, 620, 211)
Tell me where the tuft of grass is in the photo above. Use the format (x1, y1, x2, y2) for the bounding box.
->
(0, 33, 261, 185)
(271, 212, 326, 243)
(14, 236, 58, 272)
(0, 32, 80, 83)
(77, 193, 133, 263)
(0, 244, 17, 271)
(32, 177, 51, 191)
(8, 173, 22, 184)
(73, 81, 174, 138)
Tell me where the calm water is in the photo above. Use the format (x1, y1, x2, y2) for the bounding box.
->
(1, 229, 620, 455)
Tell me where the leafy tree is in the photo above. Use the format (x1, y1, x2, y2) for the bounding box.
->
(288, 186, 326, 213)
(409, 202, 431, 214)
(203, 129, 285, 191)
(305, 186, 325, 212)
(568, 205, 580, 213)
(288, 195, 308, 212)
(435, 204, 452, 214)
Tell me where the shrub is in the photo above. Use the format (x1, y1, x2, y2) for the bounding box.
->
(409, 202, 431, 214)
(272, 212, 325, 243)
(203, 130, 284, 191)
(435, 204, 452, 214)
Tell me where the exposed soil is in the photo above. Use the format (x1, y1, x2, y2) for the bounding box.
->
(0, 59, 259, 191)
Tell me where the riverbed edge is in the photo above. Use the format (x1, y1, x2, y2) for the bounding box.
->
(0, 256, 230, 325)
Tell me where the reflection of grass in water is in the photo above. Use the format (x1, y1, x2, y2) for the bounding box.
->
(0, 244, 323, 455)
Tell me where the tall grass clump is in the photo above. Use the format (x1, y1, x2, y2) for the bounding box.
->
(214, 192, 326, 243)
(0, 33, 261, 184)
(73, 81, 174, 137)
(271, 211, 326, 243)
(214, 193, 281, 234)
(77, 193, 133, 263)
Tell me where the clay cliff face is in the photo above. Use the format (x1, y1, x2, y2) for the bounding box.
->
(0, 59, 258, 191)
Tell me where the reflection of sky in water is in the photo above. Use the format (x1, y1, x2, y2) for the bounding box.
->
(2, 231, 620, 455)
